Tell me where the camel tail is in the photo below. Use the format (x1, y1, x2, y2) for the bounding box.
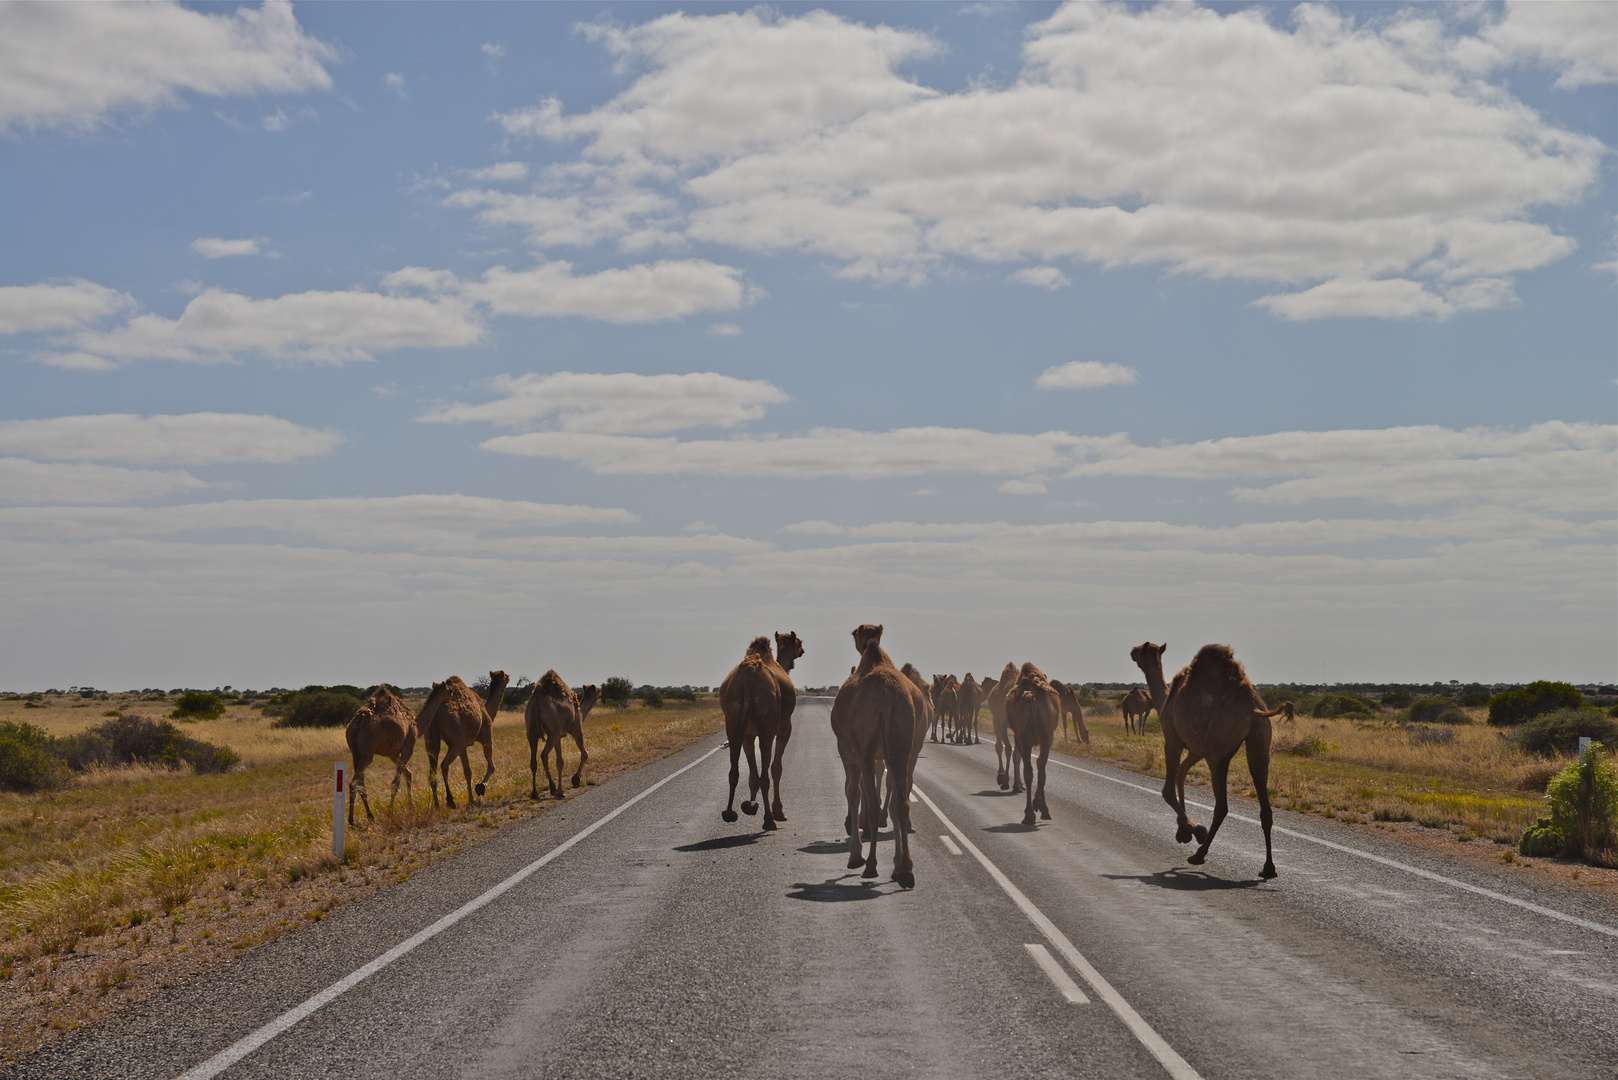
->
(1259, 701, 1295, 724)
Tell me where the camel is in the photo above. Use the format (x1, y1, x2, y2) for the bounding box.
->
(932, 675, 960, 743)
(1006, 663, 1061, 827)
(419, 671, 508, 809)
(345, 684, 416, 825)
(717, 632, 802, 829)
(957, 674, 981, 745)
(526, 671, 599, 800)
(831, 624, 926, 887)
(1050, 680, 1091, 745)
(984, 662, 1020, 790)
(929, 674, 948, 742)
(1130, 642, 1294, 878)
(1120, 686, 1154, 736)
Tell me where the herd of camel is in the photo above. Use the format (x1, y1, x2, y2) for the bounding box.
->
(340, 627, 1295, 891)
(716, 627, 1294, 889)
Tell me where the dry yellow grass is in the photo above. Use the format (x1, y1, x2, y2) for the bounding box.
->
(0, 691, 723, 1061)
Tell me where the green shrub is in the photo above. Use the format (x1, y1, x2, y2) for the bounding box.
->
(1312, 692, 1378, 719)
(0, 721, 71, 792)
(1488, 681, 1583, 726)
(1520, 745, 1617, 865)
(272, 689, 363, 729)
(170, 691, 224, 720)
(1513, 708, 1618, 757)
(1380, 689, 1412, 708)
(600, 677, 633, 707)
(502, 677, 534, 708)
(662, 688, 697, 703)
(1407, 697, 1469, 725)
(639, 690, 664, 709)
(58, 714, 239, 774)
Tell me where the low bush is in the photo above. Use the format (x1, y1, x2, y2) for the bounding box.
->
(59, 714, 240, 774)
(1488, 681, 1583, 726)
(502, 677, 534, 708)
(1407, 697, 1469, 725)
(171, 691, 225, 720)
(600, 676, 633, 707)
(1277, 734, 1333, 757)
(1312, 692, 1378, 719)
(639, 690, 664, 710)
(1404, 724, 1456, 745)
(1519, 745, 1617, 865)
(272, 688, 364, 729)
(1513, 708, 1618, 757)
(1380, 689, 1412, 708)
(661, 688, 697, 703)
(0, 721, 71, 792)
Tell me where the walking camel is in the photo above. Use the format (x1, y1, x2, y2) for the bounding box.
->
(717, 632, 802, 829)
(985, 662, 1020, 790)
(1050, 679, 1090, 745)
(831, 624, 926, 887)
(419, 671, 508, 809)
(1120, 686, 1154, 736)
(957, 673, 982, 745)
(345, 684, 416, 825)
(1007, 663, 1061, 827)
(526, 670, 600, 800)
(1130, 641, 1294, 878)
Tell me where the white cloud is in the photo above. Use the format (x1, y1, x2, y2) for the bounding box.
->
(0, 280, 132, 334)
(422, 371, 788, 434)
(190, 237, 264, 259)
(0, 458, 208, 505)
(65, 286, 483, 367)
(462, 259, 760, 323)
(1012, 266, 1071, 290)
(482, 426, 1099, 480)
(707, 322, 741, 336)
(0, 0, 335, 132)
(0, 413, 341, 466)
(384, 73, 406, 99)
(481, 43, 505, 61)
(1482, 1, 1617, 88)
(999, 478, 1048, 495)
(1035, 360, 1138, 391)
(1065, 421, 1617, 513)
(468, 161, 528, 182)
(37, 351, 121, 372)
(478, 4, 1602, 317)
(261, 106, 290, 131)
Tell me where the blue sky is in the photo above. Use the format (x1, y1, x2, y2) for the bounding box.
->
(1, 1, 1613, 691)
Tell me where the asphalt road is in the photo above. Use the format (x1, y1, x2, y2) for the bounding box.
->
(11, 700, 1616, 1079)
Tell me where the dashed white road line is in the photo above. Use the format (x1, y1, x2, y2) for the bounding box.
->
(1025, 943, 1090, 1004)
(939, 833, 963, 856)
(175, 744, 728, 1080)
(1045, 756, 1618, 940)
(911, 783, 1203, 1080)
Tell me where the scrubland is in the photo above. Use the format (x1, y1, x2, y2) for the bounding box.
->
(0, 691, 722, 1061)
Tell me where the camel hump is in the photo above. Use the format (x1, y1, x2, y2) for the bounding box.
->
(535, 670, 572, 698)
(746, 635, 773, 658)
(1188, 644, 1247, 685)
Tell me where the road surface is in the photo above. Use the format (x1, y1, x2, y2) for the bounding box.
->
(10, 699, 1616, 1079)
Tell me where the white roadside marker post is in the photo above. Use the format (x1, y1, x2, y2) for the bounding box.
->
(334, 761, 346, 862)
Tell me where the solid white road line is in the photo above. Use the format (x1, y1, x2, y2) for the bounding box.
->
(1045, 757, 1618, 940)
(911, 783, 1203, 1080)
(176, 743, 727, 1080)
(939, 833, 964, 856)
(1025, 943, 1090, 1004)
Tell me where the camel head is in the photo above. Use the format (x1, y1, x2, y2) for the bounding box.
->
(774, 631, 804, 671)
(1129, 642, 1166, 671)
(980, 676, 996, 696)
(417, 680, 450, 729)
(852, 623, 883, 654)
(576, 684, 599, 719)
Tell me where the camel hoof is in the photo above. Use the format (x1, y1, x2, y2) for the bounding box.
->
(722, 810, 739, 823)
(1175, 823, 1196, 844)
(1260, 864, 1278, 879)
(1188, 850, 1207, 865)
(1040, 810, 1052, 821)
(529, 791, 539, 802)
(772, 809, 787, 822)
(571, 777, 582, 789)
(762, 816, 778, 831)
(893, 869, 915, 889)
(848, 853, 865, 871)
(475, 783, 486, 796)
(1022, 812, 1036, 827)
(741, 800, 758, 816)
(861, 864, 879, 879)
(1192, 825, 1210, 845)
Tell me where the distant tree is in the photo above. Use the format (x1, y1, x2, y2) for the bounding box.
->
(601, 677, 633, 707)
(1489, 682, 1583, 727)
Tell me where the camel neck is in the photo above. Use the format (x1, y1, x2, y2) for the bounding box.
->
(1141, 663, 1169, 712)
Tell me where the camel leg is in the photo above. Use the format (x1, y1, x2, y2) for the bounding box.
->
(569, 727, 588, 788)
(439, 752, 457, 810)
(888, 763, 914, 888)
(995, 730, 1009, 790)
(427, 741, 441, 808)
(1247, 731, 1278, 878)
(723, 737, 743, 823)
(1020, 740, 1037, 827)
(756, 733, 778, 831)
(542, 732, 563, 799)
(859, 747, 881, 879)
(842, 749, 863, 865)
(1179, 752, 1207, 844)
(769, 730, 789, 822)
(475, 733, 494, 797)
(457, 749, 475, 806)
(875, 758, 890, 831)
(388, 763, 408, 813)
(529, 735, 542, 801)
(740, 737, 762, 816)
(1035, 738, 1052, 820)
(1189, 752, 1235, 865)
(347, 769, 361, 825)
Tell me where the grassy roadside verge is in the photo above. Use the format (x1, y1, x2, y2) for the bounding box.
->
(1044, 703, 1618, 902)
(0, 694, 723, 1064)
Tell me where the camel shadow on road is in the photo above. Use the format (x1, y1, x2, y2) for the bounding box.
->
(786, 877, 891, 903)
(673, 833, 766, 853)
(983, 822, 1042, 834)
(1102, 867, 1266, 892)
(970, 789, 1020, 798)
